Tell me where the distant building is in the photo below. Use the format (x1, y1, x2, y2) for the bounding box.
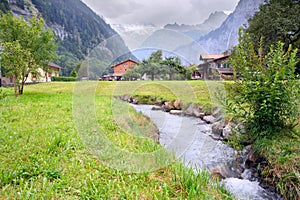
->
(200, 54, 225, 63)
(111, 59, 139, 81)
(0, 62, 62, 86)
(196, 54, 233, 80)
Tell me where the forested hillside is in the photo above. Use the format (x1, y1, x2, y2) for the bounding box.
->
(3, 0, 132, 77)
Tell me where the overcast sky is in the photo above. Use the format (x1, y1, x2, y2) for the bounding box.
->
(81, 0, 240, 26)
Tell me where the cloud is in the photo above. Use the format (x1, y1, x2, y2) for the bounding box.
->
(82, 0, 239, 25)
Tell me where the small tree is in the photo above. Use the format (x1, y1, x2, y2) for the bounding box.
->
(122, 66, 141, 81)
(162, 57, 186, 80)
(185, 65, 197, 80)
(228, 29, 299, 140)
(70, 68, 78, 78)
(1, 41, 31, 97)
(0, 12, 57, 95)
(139, 50, 164, 81)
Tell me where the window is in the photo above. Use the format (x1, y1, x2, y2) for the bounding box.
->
(217, 63, 221, 68)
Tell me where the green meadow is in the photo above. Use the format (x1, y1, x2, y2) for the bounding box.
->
(1, 81, 298, 199)
(0, 81, 233, 199)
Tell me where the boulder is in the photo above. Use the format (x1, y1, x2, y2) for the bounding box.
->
(222, 124, 232, 139)
(203, 115, 216, 124)
(155, 100, 163, 106)
(170, 110, 183, 115)
(210, 163, 240, 179)
(212, 120, 226, 137)
(131, 98, 138, 104)
(193, 109, 205, 118)
(184, 104, 204, 118)
(173, 100, 183, 110)
(151, 106, 162, 111)
(184, 104, 194, 115)
(162, 105, 171, 112)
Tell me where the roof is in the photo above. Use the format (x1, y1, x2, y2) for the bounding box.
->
(213, 55, 229, 62)
(200, 54, 225, 61)
(48, 62, 63, 69)
(111, 59, 139, 68)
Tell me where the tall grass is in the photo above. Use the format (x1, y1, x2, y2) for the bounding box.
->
(0, 82, 233, 199)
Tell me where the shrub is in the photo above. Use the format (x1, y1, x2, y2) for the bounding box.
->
(51, 76, 77, 82)
(227, 29, 299, 140)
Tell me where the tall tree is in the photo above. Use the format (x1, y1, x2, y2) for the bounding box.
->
(247, 0, 300, 51)
(162, 57, 185, 80)
(139, 50, 164, 81)
(0, 12, 57, 95)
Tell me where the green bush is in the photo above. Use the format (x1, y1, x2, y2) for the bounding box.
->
(51, 76, 77, 82)
(227, 29, 299, 140)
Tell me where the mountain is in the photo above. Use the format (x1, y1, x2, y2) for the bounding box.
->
(174, 0, 265, 64)
(3, 0, 132, 77)
(196, 0, 265, 53)
(142, 11, 228, 49)
(164, 11, 228, 40)
(126, 11, 227, 62)
(111, 24, 161, 50)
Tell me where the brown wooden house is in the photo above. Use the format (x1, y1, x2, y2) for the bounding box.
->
(196, 54, 233, 80)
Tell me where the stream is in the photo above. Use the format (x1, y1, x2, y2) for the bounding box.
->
(131, 104, 282, 200)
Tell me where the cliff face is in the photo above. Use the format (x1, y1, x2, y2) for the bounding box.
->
(197, 0, 265, 54)
(174, 0, 265, 64)
(3, 0, 132, 76)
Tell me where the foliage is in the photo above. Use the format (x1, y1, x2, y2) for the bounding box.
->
(0, 0, 9, 13)
(185, 65, 197, 80)
(70, 68, 78, 78)
(122, 65, 140, 80)
(29, 0, 132, 75)
(246, 0, 300, 73)
(228, 29, 299, 140)
(132, 50, 186, 81)
(0, 12, 58, 96)
(162, 56, 186, 80)
(247, 0, 300, 51)
(253, 131, 300, 200)
(0, 82, 232, 199)
(0, 88, 7, 100)
(51, 76, 77, 82)
(0, 41, 31, 97)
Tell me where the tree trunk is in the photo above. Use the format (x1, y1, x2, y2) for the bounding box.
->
(19, 75, 27, 95)
(13, 77, 19, 98)
(19, 82, 24, 95)
(45, 72, 48, 82)
(151, 73, 154, 81)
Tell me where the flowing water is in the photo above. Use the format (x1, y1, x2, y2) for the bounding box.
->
(131, 104, 282, 200)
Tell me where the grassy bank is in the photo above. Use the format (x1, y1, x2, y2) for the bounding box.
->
(0, 82, 232, 199)
(253, 130, 300, 199)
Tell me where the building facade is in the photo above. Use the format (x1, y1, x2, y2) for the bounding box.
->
(111, 59, 139, 81)
(0, 62, 62, 86)
(196, 54, 233, 80)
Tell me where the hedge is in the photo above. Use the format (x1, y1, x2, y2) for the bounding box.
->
(51, 76, 77, 82)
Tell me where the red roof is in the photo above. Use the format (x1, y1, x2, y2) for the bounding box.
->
(111, 59, 139, 68)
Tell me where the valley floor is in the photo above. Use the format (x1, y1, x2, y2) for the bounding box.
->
(0, 81, 232, 199)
